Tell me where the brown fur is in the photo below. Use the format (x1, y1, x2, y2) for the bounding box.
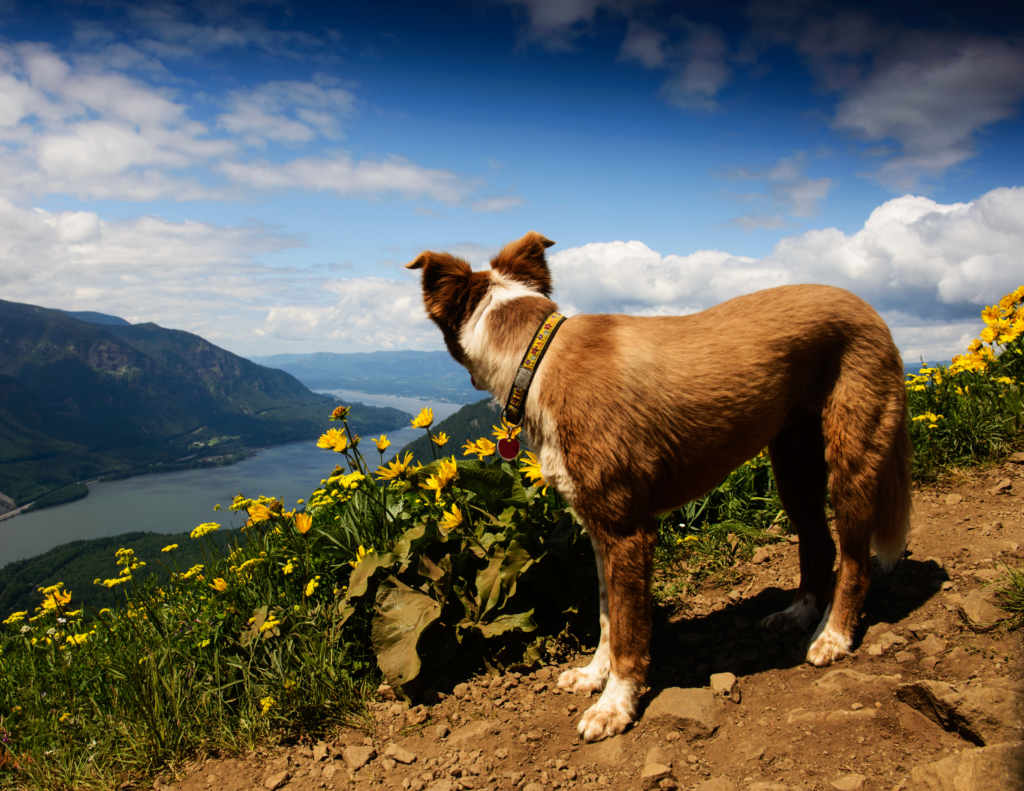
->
(407, 232, 912, 741)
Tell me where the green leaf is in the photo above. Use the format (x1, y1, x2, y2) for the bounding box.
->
(472, 610, 537, 638)
(371, 576, 442, 693)
(457, 465, 517, 504)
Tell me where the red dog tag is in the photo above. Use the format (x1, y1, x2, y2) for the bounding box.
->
(497, 437, 521, 461)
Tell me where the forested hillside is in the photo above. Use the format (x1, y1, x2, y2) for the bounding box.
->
(0, 299, 408, 505)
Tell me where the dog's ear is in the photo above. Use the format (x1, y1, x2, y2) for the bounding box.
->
(405, 251, 474, 320)
(489, 231, 555, 297)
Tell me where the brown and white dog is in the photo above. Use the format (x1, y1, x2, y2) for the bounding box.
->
(407, 231, 912, 743)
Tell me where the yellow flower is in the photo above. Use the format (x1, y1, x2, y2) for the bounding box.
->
(982, 305, 1001, 325)
(191, 522, 220, 539)
(161, 544, 178, 553)
(260, 696, 276, 715)
(492, 421, 522, 442)
(372, 435, 392, 453)
(349, 545, 374, 569)
(66, 633, 89, 646)
(376, 451, 415, 482)
(180, 564, 204, 580)
(330, 405, 351, 421)
(439, 504, 463, 532)
(295, 512, 313, 534)
(316, 428, 349, 452)
(432, 431, 450, 447)
(210, 578, 228, 593)
(462, 437, 496, 460)
(420, 457, 458, 501)
(97, 577, 131, 588)
(3, 611, 27, 625)
(282, 559, 296, 575)
(259, 618, 282, 633)
(304, 576, 321, 597)
(411, 407, 434, 429)
(519, 452, 549, 494)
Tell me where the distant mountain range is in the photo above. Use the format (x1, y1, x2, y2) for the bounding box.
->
(249, 350, 476, 402)
(0, 300, 408, 507)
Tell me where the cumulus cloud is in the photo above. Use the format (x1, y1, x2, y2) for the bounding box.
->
(548, 187, 1024, 359)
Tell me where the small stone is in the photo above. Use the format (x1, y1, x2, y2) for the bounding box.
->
(432, 723, 449, 739)
(908, 741, 1024, 790)
(851, 702, 864, 710)
(709, 672, 738, 698)
(645, 746, 671, 767)
(989, 478, 1013, 496)
(961, 585, 1010, 632)
(263, 771, 289, 790)
(382, 758, 397, 771)
(385, 743, 417, 764)
(448, 721, 497, 745)
(342, 745, 377, 771)
(533, 682, 548, 693)
(641, 763, 673, 790)
(946, 493, 963, 505)
(453, 683, 469, 699)
(920, 656, 940, 671)
(406, 705, 429, 726)
(526, 729, 543, 742)
(916, 634, 947, 656)
(752, 547, 770, 564)
(831, 775, 866, 791)
(523, 784, 544, 791)
(696, 779, 736, 791)
(495, 747, 509, 759)
(659, 779, 679, 790)
(895, 650, 912, 663)
(389, 702, 407, 716)
(312, 742, 329, 762)
(378, 684, 397, 701)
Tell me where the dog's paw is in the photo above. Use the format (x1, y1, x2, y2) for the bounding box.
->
(558, 665, 607, 696)
(760, 595, 819, 632)
(577, 680, 636, 742)
(805, 625, 852, 666)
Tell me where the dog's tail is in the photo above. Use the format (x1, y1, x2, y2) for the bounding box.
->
(870, 392, 912, 570)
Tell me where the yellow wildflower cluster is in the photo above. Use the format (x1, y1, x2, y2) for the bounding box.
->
(411, 407, 433, 429)
(304, 576, 321, 597)
(492, 422, 522, 441)
(519, 452, 548, 494)
(420, 457, 458, 502)
(39, 583, 72, 612)
(308, 470, 365, 509)
(376, 451, 419, 483)
(372, 435, 391, 453)
(912, 412, 944, 429)
(432, 431, 450, 447)
(949, 286, 1024, 374)
(191, 522, 220, 539)
(438, 504, 463, 532)
(462, 437, 496, 461)
(329, 405, 351, 421)
(316, 428, 349, 453)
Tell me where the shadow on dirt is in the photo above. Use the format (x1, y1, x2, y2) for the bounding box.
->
(647, 555, 950, 690)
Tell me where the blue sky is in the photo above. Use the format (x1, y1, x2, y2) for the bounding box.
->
(1, 0, 1023, 361)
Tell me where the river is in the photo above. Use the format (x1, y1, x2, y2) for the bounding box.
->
(0, 392, 466, 569)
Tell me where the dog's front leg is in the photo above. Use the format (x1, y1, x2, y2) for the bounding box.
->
(558, 534, 610, 695)
(574, 527, 655, 742)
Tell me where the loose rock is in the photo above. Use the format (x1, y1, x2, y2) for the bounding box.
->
(908, 741, 1024, 790)
(385, 743, 418, 764)
(896, 680, 1024, 745)
(447, 720, 497, 745)
(960, 584, 1010, 631)
(831, 774, 866, 791)
(641, 763, 673, 790)
(342, 745, 377, 770)
(645, 687, 720, 739)
(263, 771, 289, 790)
(406, 704, 429, 726)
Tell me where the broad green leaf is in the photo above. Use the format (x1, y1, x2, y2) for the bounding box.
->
(371, 576, 442, 693)
(472, 610, 537, 638)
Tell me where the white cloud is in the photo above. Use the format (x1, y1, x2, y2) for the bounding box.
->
(618, 22, 666, 69)
(548, 187, 1024, 359)
(470, 195, 526, 212)
(0, 44, 487, 205)
(657, 24, 731, 111)
(832, 40, 1024, 189)
(722, 151, 834, 228)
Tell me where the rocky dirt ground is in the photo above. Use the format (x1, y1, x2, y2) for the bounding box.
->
(161, 461, 1024, 791)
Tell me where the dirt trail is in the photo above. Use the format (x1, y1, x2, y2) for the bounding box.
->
(163, 463, 1024, 791)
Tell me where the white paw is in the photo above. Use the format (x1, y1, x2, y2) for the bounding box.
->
(806, 626, 852, 666)
(558, 665, 607, 696)
(576, 675, 638, 742)
(760, 594, 818, 631)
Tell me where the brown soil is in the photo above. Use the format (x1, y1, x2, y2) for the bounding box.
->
(162, 464, 1024, 791)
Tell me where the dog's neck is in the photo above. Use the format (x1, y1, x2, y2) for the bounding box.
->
(459, 272, 558, 401)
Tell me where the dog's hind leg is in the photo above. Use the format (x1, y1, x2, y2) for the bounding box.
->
(806, 373, 911, 666)
(760, 412, 835, 632)
(575, 523, 657, 742)
(558, 533, 611, 695)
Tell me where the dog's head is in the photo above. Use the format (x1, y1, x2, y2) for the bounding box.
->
(406, 231, 556, 367)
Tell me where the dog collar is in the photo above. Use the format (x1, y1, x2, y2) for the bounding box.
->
(501, 311, 566, 431)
